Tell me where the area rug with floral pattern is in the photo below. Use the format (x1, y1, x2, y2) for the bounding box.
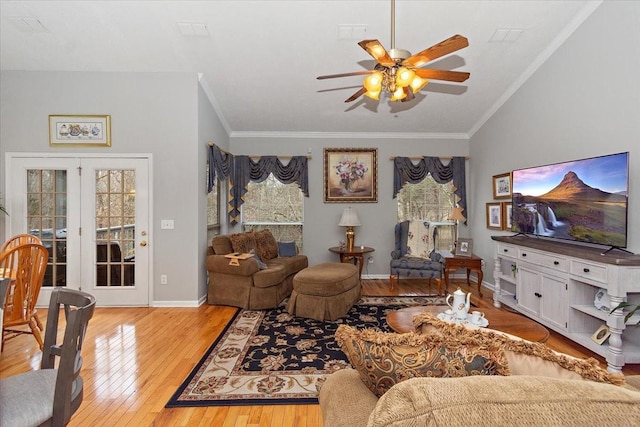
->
(166, 295, 445, 407)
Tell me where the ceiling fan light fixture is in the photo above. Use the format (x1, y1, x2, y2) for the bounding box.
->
(395, 67, 415, 87)
(390, 86, 407, 101)
(317, 0, 469, 104)
(364, 72, 384, 92)
(364, 89, 381, 100)
(409, 75, 429, 92)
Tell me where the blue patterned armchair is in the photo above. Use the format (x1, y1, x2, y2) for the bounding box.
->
(390, 220, 443, 292)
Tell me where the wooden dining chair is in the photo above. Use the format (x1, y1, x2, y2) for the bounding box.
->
(0, 242, 49, 351)
(0, 233, 42, 254)
(0, 288, 96, 427)
(0, 278, 9, 341)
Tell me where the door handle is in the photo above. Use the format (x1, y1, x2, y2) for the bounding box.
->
(140, 241, 147, 247)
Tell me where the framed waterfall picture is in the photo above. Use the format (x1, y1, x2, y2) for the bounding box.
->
(49, 114, 111, 146)
(324, 147, 377, 203)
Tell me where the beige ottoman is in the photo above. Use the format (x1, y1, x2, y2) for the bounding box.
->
(286, 262, 361, 321)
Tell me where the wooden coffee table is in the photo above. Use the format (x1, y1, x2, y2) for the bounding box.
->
(387, 305, 550, 342)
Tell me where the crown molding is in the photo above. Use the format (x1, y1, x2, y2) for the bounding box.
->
(198, 73, 232, 136)
(229, 131, 469, 140)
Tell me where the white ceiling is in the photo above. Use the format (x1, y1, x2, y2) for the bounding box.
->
(0, 0, 600, 138)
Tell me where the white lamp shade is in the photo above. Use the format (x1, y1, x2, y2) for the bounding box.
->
(338, 207, 361, 227)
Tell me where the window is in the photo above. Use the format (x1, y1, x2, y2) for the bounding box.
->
(207, 176, 220, 244)
(27, 169, 67, 287)
(242, 174, 304, 248)
(397, 175, 457, 251)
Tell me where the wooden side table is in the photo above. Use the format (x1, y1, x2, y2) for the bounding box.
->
(442, 253, 483, 296)
(328, 246, 374, 279)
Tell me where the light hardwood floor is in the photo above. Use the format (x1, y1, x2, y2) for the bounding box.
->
(1, 278, 638, 426)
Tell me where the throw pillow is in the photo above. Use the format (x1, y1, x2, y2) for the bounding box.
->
(406, 220, 433, 258)
(249, 250, 267, 270)
(211, 235, 233, 255)
(278, 241, 297, 257)
(229, 232, 255, 253)
(335, 324, 510, 398)
(412, 312, 626, 386)
(253, 229, 279, 261)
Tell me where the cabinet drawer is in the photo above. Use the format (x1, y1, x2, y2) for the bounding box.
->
(570, 260, 607, 283)
(518, 249, 567, 272)
(446, 257, 481, 269)
(497, 243, 517, 259)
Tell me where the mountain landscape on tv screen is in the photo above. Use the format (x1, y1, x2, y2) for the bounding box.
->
(512, 170, 627, 247)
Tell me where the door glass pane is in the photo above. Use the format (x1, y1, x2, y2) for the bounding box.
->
(95, 169, 135, 287)
(27, 169, 67, 287)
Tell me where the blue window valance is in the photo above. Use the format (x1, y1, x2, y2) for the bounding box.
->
(393, 156, 467, 224)
(208, 144, 309, 225)
(207, 143, 233, 192)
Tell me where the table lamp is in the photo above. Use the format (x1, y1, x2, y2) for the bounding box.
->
(338, 207, 361, 251)
(448, 206, 466, 248)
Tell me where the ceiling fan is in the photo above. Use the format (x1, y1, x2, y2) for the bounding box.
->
(317, 0, 470, 103)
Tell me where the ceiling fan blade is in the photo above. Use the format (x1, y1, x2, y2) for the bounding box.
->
(404, 35, 469, 68)
(345, 87, 367, 103)
(414, 68, 470, 82)
(358, 39, 395, 67)
(401, 87, 415, 102)
(317, 70, 374, 80)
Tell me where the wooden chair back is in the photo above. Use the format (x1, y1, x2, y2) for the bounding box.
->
(42, 288, 96, 425)
(0, 278, 9, 339)
(0, 242, 49, 350)
(0, 233, 43, 254)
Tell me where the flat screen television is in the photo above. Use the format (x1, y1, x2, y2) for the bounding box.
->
(511, 152, 629, 248)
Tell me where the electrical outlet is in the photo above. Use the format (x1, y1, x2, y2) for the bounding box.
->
(160, 274, 168, 285)
(368, 257, 374, 264)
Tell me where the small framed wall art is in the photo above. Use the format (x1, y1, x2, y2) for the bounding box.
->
(502, 202, 513, 231)
(455, 237, 473, 257)
(324, 147, 378, 203)
(486, 202, 503, 230)
(49, 115, 111, 146)
(492, 172, 512, 199)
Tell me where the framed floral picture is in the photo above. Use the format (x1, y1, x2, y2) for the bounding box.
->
(492, 172, 512, 199)
(324, 148, 377, 203)
(486, 202, 503, 230)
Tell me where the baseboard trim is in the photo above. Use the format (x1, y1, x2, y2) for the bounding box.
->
(152, 298, 204, 308)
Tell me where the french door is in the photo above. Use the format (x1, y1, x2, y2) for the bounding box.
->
(6, 155, 150, 306)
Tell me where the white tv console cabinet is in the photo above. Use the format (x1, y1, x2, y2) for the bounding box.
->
(492, 235, 640, 373)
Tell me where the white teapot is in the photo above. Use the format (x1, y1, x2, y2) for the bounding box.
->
(446, 288, 471, 320)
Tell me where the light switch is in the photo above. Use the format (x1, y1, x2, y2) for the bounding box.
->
(161, 219, 174, 230)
